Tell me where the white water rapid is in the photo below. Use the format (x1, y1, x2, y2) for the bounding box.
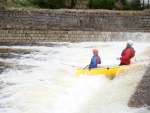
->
(0, 40, 150, 113)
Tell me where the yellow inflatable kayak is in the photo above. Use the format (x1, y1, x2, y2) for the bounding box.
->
(76, 66, 125, 77)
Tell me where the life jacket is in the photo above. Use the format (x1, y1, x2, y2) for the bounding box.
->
(120, 46, 135, 65)
(89, 55, 101, 68)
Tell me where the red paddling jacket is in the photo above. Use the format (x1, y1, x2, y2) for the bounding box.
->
(120, 46, 135, 65)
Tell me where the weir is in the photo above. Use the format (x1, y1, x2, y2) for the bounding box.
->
(0, 8, 150, 111)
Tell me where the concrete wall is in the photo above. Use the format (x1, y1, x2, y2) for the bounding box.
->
(128, 65, 150, 108)
(0, 9, 150, 43)
(0, 9, 150, 31)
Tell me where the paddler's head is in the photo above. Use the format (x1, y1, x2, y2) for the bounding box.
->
(92, 49, 98, 55)
(127, 40, 133, 47)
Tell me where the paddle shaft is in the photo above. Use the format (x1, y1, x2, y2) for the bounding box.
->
(61, 63, 77, 67)
(83, 65, 89, 69)
(133, 58, 150, 63)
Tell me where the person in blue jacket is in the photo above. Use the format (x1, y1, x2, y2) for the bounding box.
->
(89, 49, 101, 68)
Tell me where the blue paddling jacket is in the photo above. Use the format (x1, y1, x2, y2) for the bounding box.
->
(89, 55, 101, 68)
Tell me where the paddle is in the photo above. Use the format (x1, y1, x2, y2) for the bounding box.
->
(61, 63, 90, 69)
(132, 58, 150, 63)
(83, 65, 89, 69)
(61, 63, 80, 67)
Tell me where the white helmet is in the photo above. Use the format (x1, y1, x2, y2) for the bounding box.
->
(127, 40, 133, 46)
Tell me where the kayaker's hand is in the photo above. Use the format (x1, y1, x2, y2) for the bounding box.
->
(116, 57, 120, 60)
(88, 68, 91, 71)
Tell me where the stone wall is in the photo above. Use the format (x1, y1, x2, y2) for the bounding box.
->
(0, 9, 150, 43)
(0, 29, 150, 43)
(0, 9, 150, 31)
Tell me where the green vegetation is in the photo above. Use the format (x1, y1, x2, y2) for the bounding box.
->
(29, 0, 66, 9)
(88, 0, 116, 10)
(0, 0, 39, 9)
(0, 0, 149, 10)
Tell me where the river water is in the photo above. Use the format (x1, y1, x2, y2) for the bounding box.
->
(0, 40, 150, 113)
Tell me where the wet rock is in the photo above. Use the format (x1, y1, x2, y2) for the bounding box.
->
(0, 47, 40, 59)
(145, 69, 150, 76)
(0, 42, 33, 46)
(0, 67, 4, 74)
(0, 53, 20, 59)
(0, 61, 11, 74)
(128, 66, 150, 108)
(0, 42, 68, 47)
(0, 61, 35, 74)
(0, 48, 32, 54)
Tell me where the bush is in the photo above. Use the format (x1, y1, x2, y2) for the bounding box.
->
(145, 4, 150, 9)
(88, 0, 116, 10)
(29, 0, 66, 9)
(121, 0, 131, 10)
(12, 0, 31, 7)
(130, 0, 142, 10)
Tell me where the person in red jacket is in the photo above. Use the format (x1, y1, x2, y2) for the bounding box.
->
(117, 40, 135, 66)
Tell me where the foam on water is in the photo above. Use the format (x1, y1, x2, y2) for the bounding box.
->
(0, 41, 149, 113)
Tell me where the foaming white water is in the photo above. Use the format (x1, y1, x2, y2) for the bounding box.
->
(78, 65, 149, 113)
(0, 41, 149, 113)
